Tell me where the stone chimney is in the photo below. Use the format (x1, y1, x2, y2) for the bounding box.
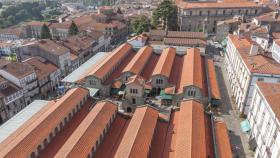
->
(250, 44, 259, 56)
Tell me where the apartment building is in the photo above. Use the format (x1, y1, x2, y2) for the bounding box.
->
(0, 62, 39, 106)
(248, 82, 280, 158)
(0, 76, 24, 124)
(176, 0, 263, 34)
(0, 26, 26, 41)
(225, 35, 280, 116)
(271, 39, 280, 63)
(23, 57, 61, 99)
(18, 39, 71, 76)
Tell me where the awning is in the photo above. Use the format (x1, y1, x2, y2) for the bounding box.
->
(118, 91, 125, 95)
(240, 120, 251, 133)
(160, 90, 173, 100)
(144, 89, 151, 93)
(86, 88, 99, 97)
(221, 38, 227, 47)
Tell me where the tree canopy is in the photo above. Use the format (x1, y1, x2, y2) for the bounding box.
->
(132, 15, 150, 35)
(152, 0, 178, 30)
(40, 23, 52, 39)
(68, 21, 79, 36)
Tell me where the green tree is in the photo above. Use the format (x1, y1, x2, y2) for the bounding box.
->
(132, 15, 150, 35)
(152, 0, 178, 30)
(40, 23, 52, 39)
(68, 21, 79, 36)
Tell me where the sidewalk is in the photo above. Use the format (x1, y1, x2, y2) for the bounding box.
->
(214, 54, 254, 158)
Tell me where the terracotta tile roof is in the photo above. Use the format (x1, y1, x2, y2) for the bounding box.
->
(178, 48, 203, 93)
(175, 0, 260, 9)
(36, 39, 70, 56)
(55, 101, 118, 158)
(215, 121, 233, 158)
(274, 39, 280, 46)
(1, 62, 35, 79)
(141, 53, 160, 80)
(257, 82, 280, 121)
(149, 121, 169, 158)
(0, 79, 21, 99)
(228, 35, 280, 75)
(164, 38, 206, 47)
(150, 30, 166, 36)
(24, 57, 58, 80)
(61, 35, 96, 54)
(112, 80, 123, 89)
(0, 87, 89, 158)
(272, 32, 280, 39)
(94, 115, 130, 158)
(207, 59, 221, 100)
(126, 75, 145, 86)
(169, 55, 184, 92)
(174, 100, 207, 158)
(103, 50, 136, 85)
(167, 31, 206, 39)
(114, 106, 158, 158)
(26, 21, 49, 27)
(152, 47, 176, 78)
(39, 99, 94, 158)
(122, 46, 153, 75)
(87, 43, 132, 79)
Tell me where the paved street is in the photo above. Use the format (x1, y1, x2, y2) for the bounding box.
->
(211, 47, 254, 158)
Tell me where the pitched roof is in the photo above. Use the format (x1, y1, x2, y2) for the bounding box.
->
(0, 87, 89, 158)
(54, 101, 117, 158)
(175, 0, 260, 9)
(36, 39, 70, 56)
(257, 82, 280, 121)
(207, 59, 221, 100)
(178, 48, 203, 93)
(122, 46, 153, 75)
(228, 35, 280, 75)
(174, 100, 207, 158)
(152, 47, 176, 78)
(164, 38, 206, 47)
(1, 62, 35, 79)
(215, 121, 233, 158)
(126, 75, 145, 86)
(24, 57, 58, 80)
(167, 31, 206, 39)
(87, 43, 132, 79)
(114, 106, 158, 158)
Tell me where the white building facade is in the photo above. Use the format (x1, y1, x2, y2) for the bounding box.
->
(225, 35, 280, 116)
(248, 82, 280, 158)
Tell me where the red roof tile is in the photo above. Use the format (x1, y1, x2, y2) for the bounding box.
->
(141, 53, 160, 80)
(0, 87, 89, 158)
(122, 46, 153, 75)
(87, 43, 132, 80)
(54, 101, 118, 158)
(178, 48, 203, 93)
(215, 121, 233, 158)
(207, 59, 221, 99)
(174, 100, 207, 158)
(152, 48, 176, 78)
(114, 106, 158, 158)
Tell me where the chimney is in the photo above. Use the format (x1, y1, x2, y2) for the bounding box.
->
(250, 44, 258, 56)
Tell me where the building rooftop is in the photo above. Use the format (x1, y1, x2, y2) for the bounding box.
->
(228, 35, 280, 75)
(1, 62, 35, 79)
(175, 0, 260, 9)
(87, 43, 132, 79)
(122, 46, 153, 75)
(257, 82, 280, 122)
(62, 52, 109, 83)
(114, 106, 158, 158)
(61, 35, 96, 55)
(0, 100, 51, 143)
(152, 47, 176, 78)
(207, 59, 221, 100)
(23, 57, 58, 80)
(215, 121, 233, 158)
(36, 39, 70, 56)
(54, 101, 117, 158)
(0, 87, 88, 157)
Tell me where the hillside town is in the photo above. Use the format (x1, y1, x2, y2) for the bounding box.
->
(0, 0, 280, 158)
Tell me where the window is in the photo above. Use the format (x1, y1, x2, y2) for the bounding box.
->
(257, 78, 264, 82)
(255, 9, 258, 15)
(156, 79, 163, 84)
(190, 11, 192, 16)
(199, 11, 202, 16)
(245, 10, 248, 15)
(130, 89, 138, 94)
(223, 10, 225, 15)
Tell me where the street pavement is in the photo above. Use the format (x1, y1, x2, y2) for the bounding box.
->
(210, 46, 254, 158)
